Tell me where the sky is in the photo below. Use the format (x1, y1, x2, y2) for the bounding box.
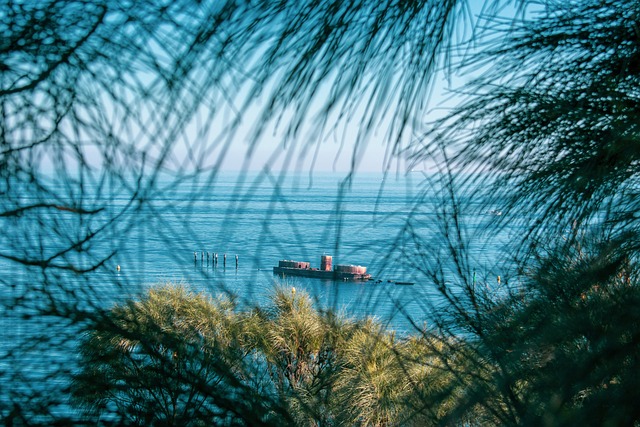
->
(194, 0, 508, 175)
(170, 65, 457, 175)
(45, 0, 518, 177)
(142, 1, 504, 176)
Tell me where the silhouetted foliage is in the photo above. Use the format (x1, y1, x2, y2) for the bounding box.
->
(415, 0, 640, 246)
(5, 0, 640, 425)
(407, 0, 640, 425)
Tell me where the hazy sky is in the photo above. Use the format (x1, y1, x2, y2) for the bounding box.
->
(195, 67, 457, 175)
(57, 0, 505, 176)
(207, 1, 496, 174)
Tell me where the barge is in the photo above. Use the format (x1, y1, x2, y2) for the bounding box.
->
(273, 255, 371, 281)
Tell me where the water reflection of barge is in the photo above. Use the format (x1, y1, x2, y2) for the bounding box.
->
(273, 255, 371, 281)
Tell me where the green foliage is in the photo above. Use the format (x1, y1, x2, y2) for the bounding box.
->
(499, 237, 640, 426)
(337, 321, 429, 426)
(252, 287, 351, 426)
(72, 284, 457, 426)
(72, 284, 282, 426)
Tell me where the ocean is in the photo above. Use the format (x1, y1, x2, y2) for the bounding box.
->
(122, 171, 436, 331)
(1, 170, 514, 335)
(78, 170, 512, 331)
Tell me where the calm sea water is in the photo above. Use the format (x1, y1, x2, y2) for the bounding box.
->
(2, 171, 515, 334)
(95, 171, 513, 331)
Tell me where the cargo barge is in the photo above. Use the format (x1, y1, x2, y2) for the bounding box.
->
(273, 255, 371, 281)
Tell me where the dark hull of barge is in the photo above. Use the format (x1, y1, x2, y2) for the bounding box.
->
(274, 256, 371, 281)
(273, 266, 371, 281)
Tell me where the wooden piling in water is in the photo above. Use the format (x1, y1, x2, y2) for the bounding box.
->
(191, 251, 238, 268)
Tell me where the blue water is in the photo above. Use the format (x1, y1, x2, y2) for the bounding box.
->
(122, 171, 431, 330)
(1, 170, 515, 333)
(72, 171, 510, 331)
